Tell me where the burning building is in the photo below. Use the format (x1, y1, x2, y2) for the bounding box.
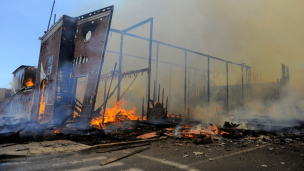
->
(29, 6, 114, 124)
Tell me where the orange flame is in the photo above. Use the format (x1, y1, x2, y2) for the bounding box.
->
(210, 125, 218, 134)
(220, 131, 229, 135)
(231, 115, 234, 118)
(90, 100, 138, 129)
(215, 106, 222, 112)
(54, 129, 62, 134)
(25, 78, 34, 87)
(38, 80, 46, 121)
(73, 106, 81, 119)
(182, 124, 190, 129)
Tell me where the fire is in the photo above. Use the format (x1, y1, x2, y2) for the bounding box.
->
(231, 115, 234, 118)
(73, 106, 81, 119)
(182, 124, 190, 129)
(210, 125, 218, 134)
(54, 129, 62, 134)
(220, 131, 229, 135)
(38, 80, 46, 121)
(215, 106, 222, 112)
(25, 78, 34, 87)
(90, 100, 139, 129)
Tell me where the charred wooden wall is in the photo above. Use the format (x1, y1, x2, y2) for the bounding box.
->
(72, 7, 113, 117)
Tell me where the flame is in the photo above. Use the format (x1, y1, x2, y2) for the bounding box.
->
(210, 125, 218, 134)
(73, 106, 81, 119)
(25, 78, 34, 87)
(231, 115, 234, 118)
(90, 100, 139, 129)
(182, 124, 190, 129)
(215, 106, 222, 112)
(38, 80, 46, 121)
(220, 131, 229, 135)
(54, 129, 62, 134)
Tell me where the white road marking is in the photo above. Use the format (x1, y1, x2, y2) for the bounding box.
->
(63, 162, 124, 171)
(52, 156, 107, 167)
(120, 169, 145, 171)
(188, 145, 266, 166)
(136, 154, 200, 171)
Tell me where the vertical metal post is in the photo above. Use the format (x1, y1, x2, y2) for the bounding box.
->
(117, 33, 124, 102)
(226, 62, 228, 114)
(207, 57, 210, 103)
(47, 0, 55, 31)
(241, 65, 244, 107)
(104, 79, 107, 103)
(184, 51, 187, 113)
(142, 96, 144, 120)
(162, 88, 164, 105)
(158, 84, 160, 103)
(188, 68, 190, 106)
(256, 72, 258, 83)
(260, 72, 262, 83)
(155, 43, 159, 96)
(147, 18, 153, 119)
(277, 79, 280, 100)
(169, 64, 172, 113)
(153, 80, 156, 102)
(166, 96, 168, 114)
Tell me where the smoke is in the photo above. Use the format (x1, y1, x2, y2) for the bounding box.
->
(65, 1, 304, 127)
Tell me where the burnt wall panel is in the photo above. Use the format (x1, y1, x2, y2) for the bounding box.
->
(73, 7, 113, 116)
(53, 16, 77, 123)
(31, 19, 63, 123)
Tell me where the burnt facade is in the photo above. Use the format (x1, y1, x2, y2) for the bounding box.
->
(30, 6, 113, 124)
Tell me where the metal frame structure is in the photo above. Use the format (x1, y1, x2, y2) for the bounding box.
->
(108, 18, 251, 117)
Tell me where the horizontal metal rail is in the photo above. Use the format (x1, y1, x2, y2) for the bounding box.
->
(105, 50, 212, 73)
(110, 28, 250, 69)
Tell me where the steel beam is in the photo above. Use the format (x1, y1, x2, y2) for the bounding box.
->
(241, 65, 244, 107)
(117, 34, 124, 101)
(105, 50, 210, 73)
(226, 62, 228, 114)
(184, 50, 187, 113)
(122, 18, 153, 33)
(155, 43, 159, 97)
(169, 64, 172, 113)
(147, 18, 153, 119)
(207, 57, 210, 103)
(110, 28, 249, 68)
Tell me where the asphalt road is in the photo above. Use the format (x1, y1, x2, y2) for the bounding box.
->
(1, 139, 303, 171)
